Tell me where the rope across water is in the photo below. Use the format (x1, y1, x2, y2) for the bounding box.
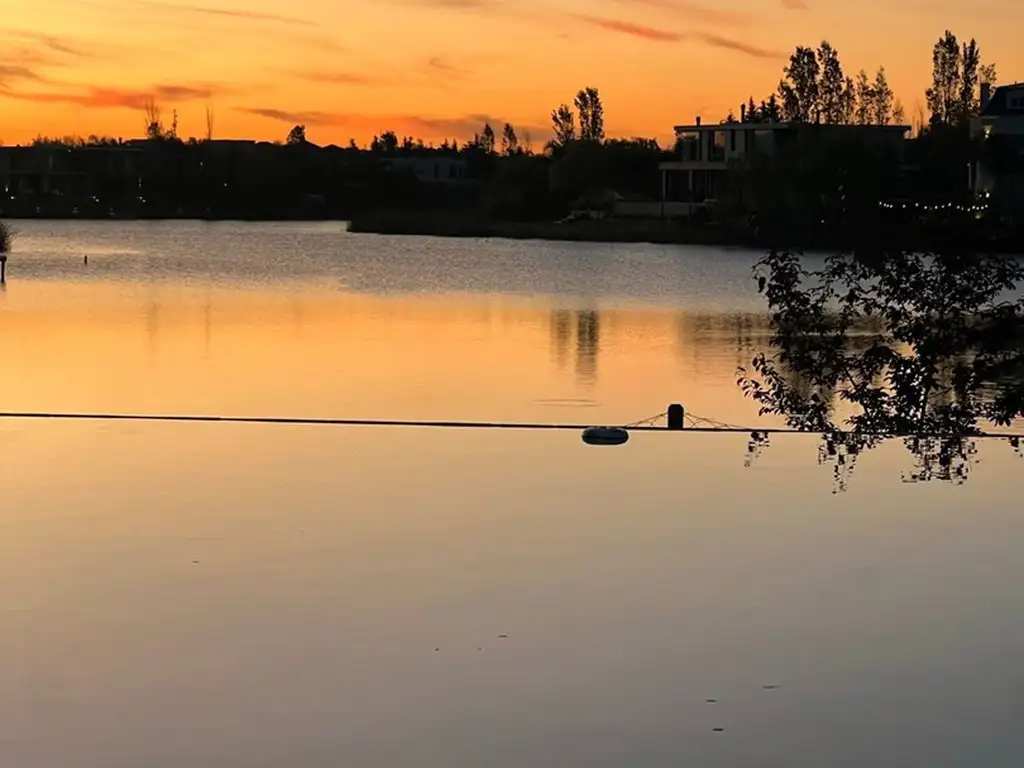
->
(0, 410, 1021, 439)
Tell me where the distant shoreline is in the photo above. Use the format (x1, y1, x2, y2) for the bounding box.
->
(2, 211, 766, 247)
(345, 211, 765, 247)
(6, 212, 1023, 254)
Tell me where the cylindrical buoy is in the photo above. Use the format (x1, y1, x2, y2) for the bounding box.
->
(667, 403, 685, 430)
(582, 426, 629, 446)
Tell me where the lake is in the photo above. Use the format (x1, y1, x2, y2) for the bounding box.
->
(2, 221, 1023, 768)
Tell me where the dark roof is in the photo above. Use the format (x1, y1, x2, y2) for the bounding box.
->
(981, 83, 1024, 117)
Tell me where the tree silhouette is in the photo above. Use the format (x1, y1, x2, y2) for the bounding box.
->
(892, 98, 906, 125)
(286, 125, 307, 145)
(550, 103, 576, 149)
(501, 122, 519, 156)
(980, 63, 998, 91)
(924, 31, 993, 128)
(816, 42, 848, 124)
(871, 67, 895, 125)
(778, 46, 819, 122)
(205, 103, 215, 141)
(143, 98, 164, 139)
(959, 38, 981, 124)
(854, 70, 872, 125)
(520, 128, 534, 155)
(762, 94, 783, 123)
(926, 31, 961, 127)
(480, 123, 496, 154)
(738, 208, 1024, 491)
(745, 96, 759, 122)
(371, 131, 398, 153)
(574, 87, 605, 142)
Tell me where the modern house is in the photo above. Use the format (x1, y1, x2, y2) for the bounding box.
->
(651, 115, 910, 218)
(971, 82, 1024, 212)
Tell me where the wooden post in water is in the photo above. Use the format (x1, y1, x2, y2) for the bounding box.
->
(667, 403, 684, 430)
(0, 254, 6, 283)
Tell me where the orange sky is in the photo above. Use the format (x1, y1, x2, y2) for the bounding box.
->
(1, 0, 1021, 146)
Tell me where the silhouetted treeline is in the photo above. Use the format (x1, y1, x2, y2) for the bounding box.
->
(0, 122, 674, 221)
(0, 29, 1012, 228)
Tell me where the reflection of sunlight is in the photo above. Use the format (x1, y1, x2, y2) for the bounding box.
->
(0, 282, 780, 429)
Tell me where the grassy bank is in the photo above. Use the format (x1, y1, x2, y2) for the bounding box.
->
(346, 210, 761, 247)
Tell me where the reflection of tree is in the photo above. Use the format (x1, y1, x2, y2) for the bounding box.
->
(674, 311, 771, 371)
(575, 310, 600, 385)
(550, 309, 572, 370)
(738, 212, 1024, 491)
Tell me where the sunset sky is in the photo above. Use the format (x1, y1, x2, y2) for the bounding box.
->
(1, 0, 1020, 146)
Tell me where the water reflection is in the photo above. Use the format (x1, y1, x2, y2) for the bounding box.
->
(574, 310, 600, 386)
(740, 247, 1024, 492)
(0, 282, 774, 429)
(549, 309, 572, 371)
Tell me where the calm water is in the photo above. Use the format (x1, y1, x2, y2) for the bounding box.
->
(2, 221, 1023, 767)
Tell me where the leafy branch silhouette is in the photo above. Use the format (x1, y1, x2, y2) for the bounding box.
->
(738, 213, 1024, 492)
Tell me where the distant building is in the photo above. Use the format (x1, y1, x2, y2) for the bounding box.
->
(971, 82, 1024, 213)
(652, 118, 910, 218)
(0, 144, 141, 199)
(382, 155, 470, 185)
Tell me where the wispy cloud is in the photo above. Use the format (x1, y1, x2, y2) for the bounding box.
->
(609, 0, 754, 26)
(425, 56, 471, 77)
(780, 0, 808, 8)
(237, 106, 548, 140)
(1, 83, 225, 109)
(0, 64, 46, 83)
(0, 30, 92, 58)
(238, 107, 343, 126)
(574, 14, 784, 58)
(283, 70, 383, 86)
(692, 32, 783, 59)
(403, 0, 500, 8)
(575, 15, 683, 42)
(135, 1, 316, 26)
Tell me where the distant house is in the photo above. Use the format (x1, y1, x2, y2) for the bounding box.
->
(381, 155, 470, 185)
(971, 82, 1024, 213)
(0, 144, 141, 199)
(651, 117, 910, 218)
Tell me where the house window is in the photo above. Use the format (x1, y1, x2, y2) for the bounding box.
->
(730, 130, 736, 152)
(1008, 91, 1024, 110)
(711, 131, 726, 161)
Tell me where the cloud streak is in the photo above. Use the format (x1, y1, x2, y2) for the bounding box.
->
(425, 56, 471, 77)
(284, 70, 382, 86)
(574, 14, 785, 58)
(609, 0, 754, 26)
(238, 107, 343, 126)
(1, 83, 225, 109)
(0, 30, 92, 58)
(575, 15, 683, 42)
(136, 1, 317, 26)
(692, 32, 783, 59)
(0, 64, 46, 83)
(237, 106, 548, 140)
